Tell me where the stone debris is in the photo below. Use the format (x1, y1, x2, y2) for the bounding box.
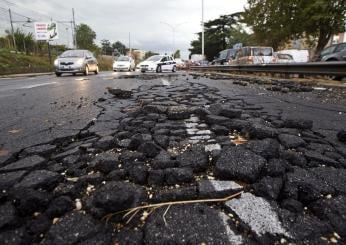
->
(106, 87, 133, 98)
(225, 192, 290, 238)
(198, 180, 243, 198)
(0, 75, 345, 244)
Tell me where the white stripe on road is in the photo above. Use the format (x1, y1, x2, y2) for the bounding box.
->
(161, 79, 171, 86)
(18, 82, 57, 89)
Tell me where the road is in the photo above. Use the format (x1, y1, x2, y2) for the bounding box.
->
(0, 70, 346, 244)
(0, 71, 178, 163)
(1, 71, 345, 164)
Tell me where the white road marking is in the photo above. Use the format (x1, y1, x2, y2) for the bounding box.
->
(205, 144, 221, 152)
(18, 82, 57, 89)
(161, 79, 171, 86)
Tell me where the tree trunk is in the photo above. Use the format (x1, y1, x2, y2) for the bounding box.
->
(314, 29, 332, 60)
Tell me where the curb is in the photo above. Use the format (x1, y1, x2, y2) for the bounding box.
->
(0, 72, 54, 79)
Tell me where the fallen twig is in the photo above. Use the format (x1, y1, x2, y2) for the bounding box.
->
(103, 191, 243, 224)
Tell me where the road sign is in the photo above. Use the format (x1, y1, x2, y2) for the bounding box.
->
(34, 22, 59, 41)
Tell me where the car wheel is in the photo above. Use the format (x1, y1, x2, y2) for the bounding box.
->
(156, 65, 162, 73)
(55, 72, 61, 77)
(326, 59, 343, 80)
(172, 66, 177, 73)
(94, 65, 99, 75)
(84, 65, 89, 76)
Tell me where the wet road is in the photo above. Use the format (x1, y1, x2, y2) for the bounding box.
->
(1, 71, 346, 164)
(0, 71, 177, 163)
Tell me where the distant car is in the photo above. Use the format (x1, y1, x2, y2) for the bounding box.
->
(277, 49, 309, 62)
(174, 58, 185, 68)
(54, 49, 98, 77)
(235, 46, 275, 64)
(274, 53, 295, 63)
(138, 55, 176, 73)
(212, 49, 237, 65)
(317, 42, 346, 62)
(113, 56, 135, 71)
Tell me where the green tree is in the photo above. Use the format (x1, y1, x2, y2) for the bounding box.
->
(5, 29, 35, 54)
(100, 39, 113, 55)
(243, 0, 346, 55)
(144, 51, 159, 59)
(189, 13, 253, 60)
(112, 41, 127, 55)
(76, 23, 97, 50)
(173, 49, 181, 59)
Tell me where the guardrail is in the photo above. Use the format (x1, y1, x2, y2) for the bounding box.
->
(190, 62, 346, 77)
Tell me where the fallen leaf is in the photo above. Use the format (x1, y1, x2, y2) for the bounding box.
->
(8, 128, 22, 134)
(231, 136, 248, 145)
(0, 149, 9, 157)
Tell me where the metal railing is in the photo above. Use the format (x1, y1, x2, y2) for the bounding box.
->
(190, 62, 346, 77)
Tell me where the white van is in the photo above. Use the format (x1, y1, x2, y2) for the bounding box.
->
(235, 46, 275, 64)
(277, 49, 309, 63)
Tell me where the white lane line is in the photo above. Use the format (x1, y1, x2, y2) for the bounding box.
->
(161, 79, 171, 86)
(18, 82, 57, 89)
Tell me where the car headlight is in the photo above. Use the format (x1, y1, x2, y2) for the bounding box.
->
(54, 59, 59, 66)
(76, 59, 84, 65)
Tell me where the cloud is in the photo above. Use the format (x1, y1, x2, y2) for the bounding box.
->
(1, 0, 246, 59)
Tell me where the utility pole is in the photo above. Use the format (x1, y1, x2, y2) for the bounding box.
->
(160, 22, 186, 54)
(8, 8, 17, 51)
(72, 8, 77, 49)
(201, 0, 205, 57)
(129, 32, 131, 56)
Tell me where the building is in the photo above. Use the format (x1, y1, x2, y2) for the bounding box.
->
(131, 49, 146, 61)
(330, 33, 346, 45)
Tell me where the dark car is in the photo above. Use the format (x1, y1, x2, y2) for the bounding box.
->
(211, 49, 236, 65)
(54, 49, 99, 77)
(317, 42, 346, 62)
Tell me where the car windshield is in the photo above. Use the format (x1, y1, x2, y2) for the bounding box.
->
(60, 50, 85, 58)
(253, 48, 273, 56)
(278, 54, 293, 60)
(320, 46, 336, 56)
(117, 56, 130, 61)
(147, 55, 163, 61)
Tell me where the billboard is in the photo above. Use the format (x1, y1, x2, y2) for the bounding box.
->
(34, 22, 59, 41)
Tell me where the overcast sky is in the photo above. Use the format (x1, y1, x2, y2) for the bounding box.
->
(0, 0, 247, 58)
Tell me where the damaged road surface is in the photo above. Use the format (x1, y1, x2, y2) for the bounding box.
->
(0, 71, 346, 244)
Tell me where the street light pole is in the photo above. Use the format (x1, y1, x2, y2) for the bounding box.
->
(160, 22, 187, 54)
(201, 0, 205, 56)
(72, 8, 77, 49)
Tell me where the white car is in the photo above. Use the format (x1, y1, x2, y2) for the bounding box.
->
(113, 56, 136, 71)
(138, 55, 176, 73)
(274, 53, 295, 63)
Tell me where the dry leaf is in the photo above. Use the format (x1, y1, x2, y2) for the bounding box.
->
(8, 128, 22, 134)
(0, 148, 9, 157)
(231, 136, 248, 145)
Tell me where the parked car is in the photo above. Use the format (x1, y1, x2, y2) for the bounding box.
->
(277, 49, 309, 62)
(274, 53, 295, 63)
(138, 55, 176, 73)
(54, 49, 98, 77)
(211, 49, 237, 65)
(174, 58, 185, 69)
(234, 46, 275, 64)
(316, 42, 346, 62)
(113, 56, 135, 71)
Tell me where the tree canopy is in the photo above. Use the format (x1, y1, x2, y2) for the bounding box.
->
(173, 50, 181, 59)
(76, 23, 97, 51)
(112, 41, 127, 56)
(243, 0, 346, 55)
(189, 13, 254, 60)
